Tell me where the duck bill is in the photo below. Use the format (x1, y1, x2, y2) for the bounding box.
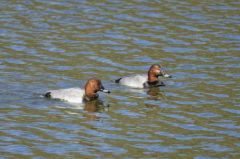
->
(100, 88, 111, 93)
(163, 74, 172, 78)
(160, 70, 172, 78)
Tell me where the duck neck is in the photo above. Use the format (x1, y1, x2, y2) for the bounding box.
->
(148, 72, 158, 83)
(84, 88, 98, 102)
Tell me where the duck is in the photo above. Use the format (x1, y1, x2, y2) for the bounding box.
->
(115, 64, 172, 88)
(44, 78, 110, 103)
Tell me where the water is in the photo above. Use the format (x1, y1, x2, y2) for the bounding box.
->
(1, 0, 240, 158)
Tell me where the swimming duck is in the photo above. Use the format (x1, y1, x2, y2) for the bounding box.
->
(44, 78, 110, 103)
(115, 64, 172, 88)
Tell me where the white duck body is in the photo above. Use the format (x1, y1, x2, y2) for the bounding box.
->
(118, 74, 148, 88)
(46, 88, 85, 103)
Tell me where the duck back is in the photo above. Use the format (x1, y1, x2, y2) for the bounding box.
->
(45, 88, 85, 103)
(118, 74, 147, 88)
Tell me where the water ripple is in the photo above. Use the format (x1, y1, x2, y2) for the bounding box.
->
(1, 0, 239, 158)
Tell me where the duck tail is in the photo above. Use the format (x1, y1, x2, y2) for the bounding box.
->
(44, 92, 51, 98)
(115, 78, 122, 83)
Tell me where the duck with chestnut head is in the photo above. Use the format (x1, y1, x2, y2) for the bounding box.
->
(44, 78, 110, 103)
(115, 64, 172, 88)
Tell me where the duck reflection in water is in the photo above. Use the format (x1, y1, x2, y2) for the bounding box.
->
(147, 87, 165, 100)
(84, 99, 109, 112)
(83, 100, 110, 120)
(145, 87, 166, 109)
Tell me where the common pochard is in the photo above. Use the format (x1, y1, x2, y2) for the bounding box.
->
(115, 64, 172, 88)
(44, 78, 110, 103)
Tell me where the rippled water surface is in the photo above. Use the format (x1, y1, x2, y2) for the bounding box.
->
(1, 0, 240, 158)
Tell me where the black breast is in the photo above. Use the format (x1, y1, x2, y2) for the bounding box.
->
(146, 81, 165, 87)
(44, 92, 51, 98)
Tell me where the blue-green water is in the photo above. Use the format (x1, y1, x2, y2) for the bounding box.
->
(0, 1, 240, 158)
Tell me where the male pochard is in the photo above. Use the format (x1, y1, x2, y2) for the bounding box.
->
(44, 78, 110, 103)
(115, 64, 172, 88)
